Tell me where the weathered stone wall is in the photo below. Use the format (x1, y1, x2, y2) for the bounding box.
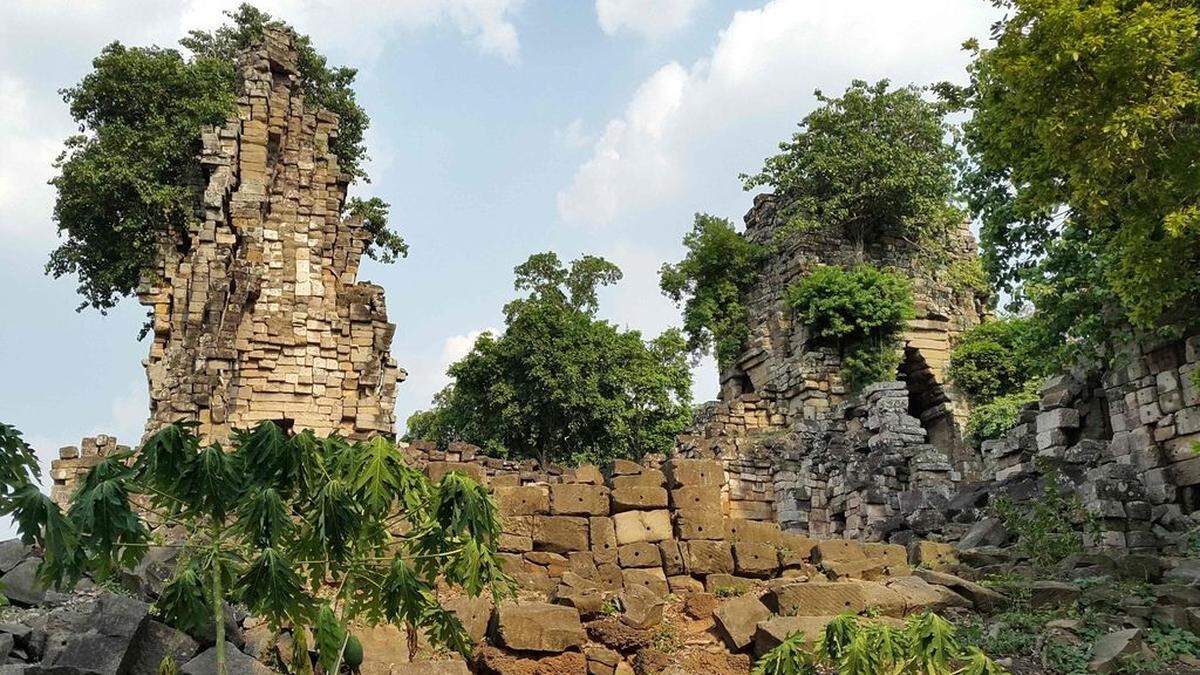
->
(720, 194, 990, 452)
(137, 28, 401, 443)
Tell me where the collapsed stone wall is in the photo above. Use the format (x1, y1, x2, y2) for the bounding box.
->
(137, 28, 402, 443)
(719, 194, 990, 452)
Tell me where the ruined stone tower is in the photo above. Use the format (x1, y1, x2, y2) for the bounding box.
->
(137, 28, 403, 442)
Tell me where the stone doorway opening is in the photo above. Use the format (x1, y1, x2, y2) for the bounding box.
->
(899, 346, 963, 456)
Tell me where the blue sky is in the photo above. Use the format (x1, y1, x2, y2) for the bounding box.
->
(0, 0, 1000, 517)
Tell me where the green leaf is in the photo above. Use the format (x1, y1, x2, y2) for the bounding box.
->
(235, 548, 312, 627)
(314, 603, 346, 672)
(156, 563, 211, 636)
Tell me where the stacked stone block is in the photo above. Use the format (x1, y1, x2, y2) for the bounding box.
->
(136, 28, 401, 444)
(49, 436, 129, 508)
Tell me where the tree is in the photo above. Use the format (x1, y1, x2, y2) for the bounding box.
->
(0, 420, 511, 675)
(409, 252, 693, 466)
(948, 317, 1044, 404)
(48, 4, 405, 312)
(788, 265, 915, 393)
(956, 0, 1200, 356)
(741, 80, 962, 255)
(659, 213, 768, 371)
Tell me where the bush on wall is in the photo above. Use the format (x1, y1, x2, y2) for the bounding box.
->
(788, 265, 914, 393)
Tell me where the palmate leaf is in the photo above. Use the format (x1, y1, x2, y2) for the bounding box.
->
(421, 603, 472, 656)
(956, 646, 1009, 675)
(135, 423, 197, 497)
(0, 423, 42, 498)
(379, 556, 433, 624)
(347, 436, 404, 515)
(235, 548, 313, 627)
(819, 613, 859, 663)
(12, 487, 87, 587)
(179, 443, 241, 521)
(233, 487, 291, 548)
(156, 563, 211, 636)
(233, 421, 294, 491)
(433, 472, 501, 544)
(751, 631, 819, 675)
(68, 456, 150, 576)
(905, 611, 960, 675)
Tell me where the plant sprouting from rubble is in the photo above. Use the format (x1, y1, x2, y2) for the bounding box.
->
(753, 611, 1007, 675)
(0, 420, 513, 675)
(991, 459, 1099, 569)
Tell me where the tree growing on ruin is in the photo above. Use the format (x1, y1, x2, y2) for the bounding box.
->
(954, 0, 1200, 358)
(409, 252, 693, 465)
(660, 213, 768, 372)
(48, 4, 406, 311)
(741, 79, 961, 256)
(0, 420, 511, 675)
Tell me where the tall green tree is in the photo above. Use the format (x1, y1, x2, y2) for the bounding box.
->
(0, 421, 510, 675)
(659, 213, 768, 371)
(956, 0, 1200, 356)
(49, 4, 405, 312)
(409, 253, 693, 466)
(742, 79, 962, 255)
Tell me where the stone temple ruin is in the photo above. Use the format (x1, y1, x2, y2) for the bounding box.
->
(51, 29, 402, 506)
(47, 33, 1200, 558)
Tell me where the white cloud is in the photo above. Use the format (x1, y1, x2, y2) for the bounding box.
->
(556, 118, 594, 149)
(0, 74, 60, 242)
(558, 0, 999, 227)
(596, 0, 704, 39)
(90, 379, 149, 444)
(440, 328, 498, 373)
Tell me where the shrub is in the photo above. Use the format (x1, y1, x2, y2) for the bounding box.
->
(0, 420, 512, 675)
(788, 265, 915, 392)
(753, 611, 1007, 675)
(660, 213, 768, 370)
(964, 387, 1038, 446)
(992, 461, 1099, 569)
(949, 318, 1043, 403)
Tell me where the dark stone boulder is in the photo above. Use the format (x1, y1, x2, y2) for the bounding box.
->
(47, 594, 150, 675)
(0, 541, 32, 575)
(181, 642, 273, 675)
(127, 620, 200, 675)
(0, 560, 46, 607)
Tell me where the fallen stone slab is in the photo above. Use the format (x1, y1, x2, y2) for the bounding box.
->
(0, 559, 46, 607)
(126, 620, 200, 675)
(551, 484, 611, 516)
(533, 516, 590, 554)
(619, 583, 664, 630)
(765, 580, 905, 618)
(1025, 580, 1081, 608)
(907, 540, 958, 572)
(182, 642, 273, 675)
(585, 618, 653, 653)
(913, 569, 1009, 612)
(753, 615, 835, 656)
(494, 603, 586, 652)
(887, 575, 972, 614)
(1089, 629, 1143, 674)
(713, 595, 771, 651)
(50, 593, 150, 674)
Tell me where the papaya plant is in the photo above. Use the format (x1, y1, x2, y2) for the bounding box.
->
(0, 420, 513, 675)
(753, 611, 1007, 675)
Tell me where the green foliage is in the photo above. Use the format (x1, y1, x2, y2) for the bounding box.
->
(48, 42, 235, 311)
(949, 318, 1044, 403)
(754, 612, 1007, 675)
(742, 79, 962, 254)
(788, 265, 915, 392)
(660, 213, 768, 370)
(955, 0, 1200, 357)
(1143, 620, 1200, 670)
(2, 421, 512, 675)
(157, 655, 180, 675)
(992, 461, 1099, 569)
(49, 4, 402, 312)
(408, 252, 692, 465)
(964, 388, 1038, 446)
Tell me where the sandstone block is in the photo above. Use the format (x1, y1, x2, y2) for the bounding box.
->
(665, 459, 724, 488)
(713, 595, 771, 651)
(668, 575, 705, 596)
(611, 487, 668, 512)
(704, 574, 757, 595)
(493, 603, 586, 652)
(551, 484, 611, 516)
(726, 519, 782, 546)
(670, 486, 722, 512)
(590, 516, 618, 564)
(779, 533, 817, 567)
(753, 616, 835, 656)
(765, 581, 906, 618)
(734, 542, 779, 578)
(686, 540, 734, 575)
(534, 516, 589, 554)
(621, 567, 669, 598)
(495, 485, 549, 516)
(618, 583, 665, 630)
(674, 509, 725, 540)
(612, 510, 671, 545)
(658, 540, 686, 576)
(617, 542, 661, 569)
(610, 459, 643, 476)
(908, 541, 958, 572)
(426, 461, 486, 485)
(611, 470, 665, 490)
(886, 576, 971, 614)
(812, 539, 864, 563)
